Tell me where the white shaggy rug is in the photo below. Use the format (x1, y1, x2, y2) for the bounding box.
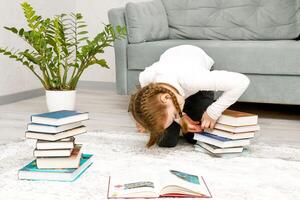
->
(0, 131, 299, 200)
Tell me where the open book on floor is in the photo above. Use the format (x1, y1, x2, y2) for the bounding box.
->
(107, 169, 212, 199)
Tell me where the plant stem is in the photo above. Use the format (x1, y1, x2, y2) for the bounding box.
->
(29, 67, 48, 89)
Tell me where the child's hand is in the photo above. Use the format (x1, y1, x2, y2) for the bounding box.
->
(135, 122, 146, 133)
(182, 114, 203, 133)
(201, 111, 216, 129)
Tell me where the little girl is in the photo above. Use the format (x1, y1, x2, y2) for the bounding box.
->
(129, 45, 250, 148)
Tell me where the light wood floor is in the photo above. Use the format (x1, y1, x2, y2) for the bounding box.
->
(0, 89, 299, 147)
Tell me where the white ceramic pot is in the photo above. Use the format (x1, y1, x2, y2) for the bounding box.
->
(45, 90, 77, 112)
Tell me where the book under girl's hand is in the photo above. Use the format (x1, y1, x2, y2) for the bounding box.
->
(107, 169, 212, 199)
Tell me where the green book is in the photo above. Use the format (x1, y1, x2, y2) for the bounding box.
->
(18, 154, 93, 182)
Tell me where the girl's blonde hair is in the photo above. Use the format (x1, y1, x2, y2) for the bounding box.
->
(129, 83, 188, 147)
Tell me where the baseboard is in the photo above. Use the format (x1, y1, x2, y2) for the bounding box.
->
(0, 88, 44, 105)
(0, 81, 116, 105)
(77, 81, 116, 91)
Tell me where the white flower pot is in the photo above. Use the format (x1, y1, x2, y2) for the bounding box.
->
(45, 90, 77, 112)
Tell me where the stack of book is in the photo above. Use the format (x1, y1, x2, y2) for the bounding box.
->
(18, 110, 93, 182)
(194, 109, 260, 155)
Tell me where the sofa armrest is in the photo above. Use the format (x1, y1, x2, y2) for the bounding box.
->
(108, 8, 128, 95)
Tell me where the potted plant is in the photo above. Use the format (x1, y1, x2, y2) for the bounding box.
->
(0, 2, 126, 111)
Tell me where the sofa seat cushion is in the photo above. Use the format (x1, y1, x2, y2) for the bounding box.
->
(127, 40, 300, 75)
(161, 0, 300, 40)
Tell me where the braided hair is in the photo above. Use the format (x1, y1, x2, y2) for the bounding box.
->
(129, 83, 188, 147)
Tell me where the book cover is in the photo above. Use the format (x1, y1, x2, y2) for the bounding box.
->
(18, 154, 93, 182)
(195, 142, 243, 154)
(31, 110, 89, 126)
(217, 109, 258, 126)
(204, 128, 255, 140)
(36, 144, 82, 169)
(222, 109, 255, 117)
(27, 121, 82, 133)
(33, 148, 73, 157)
(201, 132, 232, 142)
(36, 137, 75, 150)
(193, 132, 250, 148)
(214, 123, 260, 133)
(26, 126, 86, 141)
(32, 110, 87, 119)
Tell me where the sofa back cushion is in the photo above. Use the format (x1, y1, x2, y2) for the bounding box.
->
(162, 0, 300, 40)
(125, 0, 169, 43)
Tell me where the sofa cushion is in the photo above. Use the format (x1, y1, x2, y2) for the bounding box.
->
(127, 40, 300, 75)
(161, 0, 300, 40)
(125, 0, 169, 43)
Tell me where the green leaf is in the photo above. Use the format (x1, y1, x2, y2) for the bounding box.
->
(87, 58, 109, 68)
(4, 26, 18, 34)
(78, 37, 88, 42)
(78, 31, 88, 35)
(75, 13, 83, 20)
(19, 28, 24, 36)
(78, 24, 87, 28)
(96, 59, 108, 68)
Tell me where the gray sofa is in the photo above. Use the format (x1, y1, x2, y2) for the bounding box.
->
(108, 0, 300, 105)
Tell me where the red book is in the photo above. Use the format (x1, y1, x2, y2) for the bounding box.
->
(217, 109, 258, 126)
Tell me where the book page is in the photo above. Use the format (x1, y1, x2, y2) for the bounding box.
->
(108, 171, 160, 198)
(157, 169, 211, 197)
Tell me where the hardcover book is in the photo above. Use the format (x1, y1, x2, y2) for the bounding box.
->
(27, 121, 82, 133)
(31, 110, 89, 126)
(203, 129, 255, 140)
(195, 142, 243, 154)
(193, 132, 250, 148)
(107, 169, 212, 199)
(36, 137, 75, 150)
(18, 154, 93, 182)
(217, 109, 258, 126)
(214, 123, 260, 133)
(33, 148, 73, 157)
(36, 144, 82, 169)
(26, 126, 86, 141)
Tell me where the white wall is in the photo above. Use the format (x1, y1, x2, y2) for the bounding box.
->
(0, 0, 140, 96)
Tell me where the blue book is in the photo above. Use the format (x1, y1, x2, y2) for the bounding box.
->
(201, 132, 232, 142)
(18, 154, 93, 182)
(194, 132, 250, 148)
(31, 110, 89, 126)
